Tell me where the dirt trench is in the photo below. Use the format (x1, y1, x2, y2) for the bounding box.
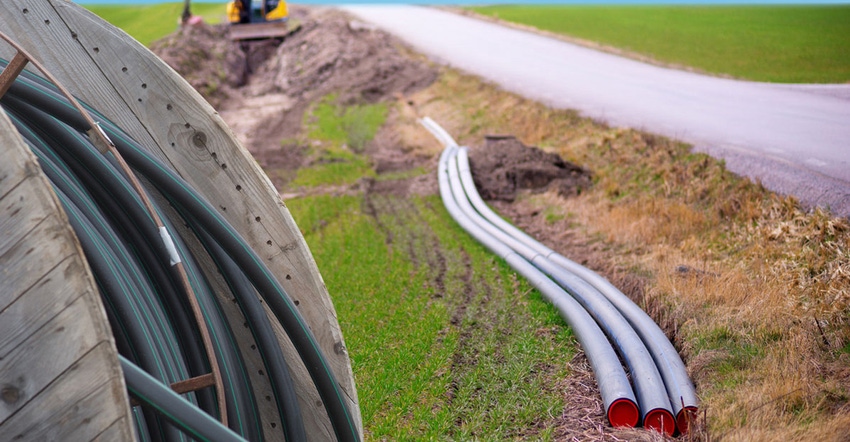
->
(151, 6, 437, 185)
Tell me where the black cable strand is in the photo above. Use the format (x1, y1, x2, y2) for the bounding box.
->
(51, 182, 175, 442)
(3, 93, 262, 440)
(196, 227, 307, 442)
(9, 116, 162, 442)
(3, 96, 192, 392)
(10, 95, 216, 416)
(106, 121, 360, 442)
(3, 60, 360, 442)
(163, 213, 265, 441)
(4, 98, 191, 442)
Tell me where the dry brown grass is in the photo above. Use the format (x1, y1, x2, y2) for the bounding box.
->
(405, 68, 850, 440)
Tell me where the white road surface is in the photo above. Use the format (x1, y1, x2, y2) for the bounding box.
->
(343, 5, 850, 216)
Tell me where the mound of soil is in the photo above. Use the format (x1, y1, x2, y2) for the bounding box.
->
(152, 6, 437, 108)
(468, 135, 592, 202)
(151, 23, 244, 109)
(245, 7, 438, 103)
(150, 6, 437, 188)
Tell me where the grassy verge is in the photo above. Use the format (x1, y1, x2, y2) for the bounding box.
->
(290, 96, 386, 188)
(282, 68, 850, 439)
(83, 2, 225, 46)
(409, 68, 850, 439)
(469, 5, 850, 83)
(286, 193, 576, 440)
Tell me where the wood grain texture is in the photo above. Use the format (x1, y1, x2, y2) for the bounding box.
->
(0, 255, 85, 359)
(0, 105, 132, 438)
(91, 416, 136, 442)
(0, 343, 133, 441)
(0, 279, 104, 422)
(0, 0, 361, 437)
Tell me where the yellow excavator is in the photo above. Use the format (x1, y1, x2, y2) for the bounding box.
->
(227, 0, 288, 24)
(226, 0, 293, 41)
(181, 0, 296, 41)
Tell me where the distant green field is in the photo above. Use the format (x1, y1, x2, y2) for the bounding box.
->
(471, 5, 850, 83)
(83, 2, 226, 46)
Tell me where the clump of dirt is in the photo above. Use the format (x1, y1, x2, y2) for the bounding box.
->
(150, 4, 439, 107)
(468, 135, 592, 202)
(245, 7, 439, 104)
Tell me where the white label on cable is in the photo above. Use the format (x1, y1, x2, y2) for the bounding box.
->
(159, 226, 182, 266)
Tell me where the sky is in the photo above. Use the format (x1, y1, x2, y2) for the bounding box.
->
(75, 0, 850, 4)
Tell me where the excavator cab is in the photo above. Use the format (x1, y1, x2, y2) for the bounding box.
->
(227, 0, 288, 24)
(227, 0, 294, 41)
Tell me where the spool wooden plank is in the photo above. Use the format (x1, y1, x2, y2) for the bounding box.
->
(0, 1, 361, 438)
(0, 183, 52, 258)
(0, 212, 75, 318)
(0, 107, 132, 439)
(0, 256, 86, 359)
(0, 123, 42, 200)
(91, 416, 135, 442)
(0, 343, 133, 441)
(0, 294, 107, 423)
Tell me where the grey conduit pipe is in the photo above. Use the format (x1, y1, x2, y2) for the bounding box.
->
(448, 148, 675, 434)
(120, 355, 246, 442)
(437, 144, 640, 428)
(452, 145, 699, 434)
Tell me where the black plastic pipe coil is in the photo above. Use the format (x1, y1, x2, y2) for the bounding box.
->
(0, 60, 360, 442)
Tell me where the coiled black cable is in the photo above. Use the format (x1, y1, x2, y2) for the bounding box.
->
(3, 86, 251, 441)
(2, 60, 358, 441)
(196, 228, 307, 442)
(9, 110, 177, 442)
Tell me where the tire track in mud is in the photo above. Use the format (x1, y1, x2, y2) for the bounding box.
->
(360, 187, 500, 432)
(445, 247, 475, 418)
(362, 183, 447, 300)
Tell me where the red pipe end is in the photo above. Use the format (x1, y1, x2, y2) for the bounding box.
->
(607, 398, 640, 428)
(676, 406, 699, 434)
(644, 408, 676, 436)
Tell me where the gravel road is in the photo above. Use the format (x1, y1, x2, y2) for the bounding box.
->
(343, 5, 850, 217)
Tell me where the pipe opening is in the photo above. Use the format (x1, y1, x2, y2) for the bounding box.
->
(607, 398, 639, 428)
(644, 408, 676, 436)
(676, 405, 699, 434)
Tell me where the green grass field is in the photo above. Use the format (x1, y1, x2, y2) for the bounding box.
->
(83, 2, 226, 46)
(470, 5, 850, 83)
(285, 99, 575, 438)
(287, 192, 575, 439)
(88, 3, 850, 83)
